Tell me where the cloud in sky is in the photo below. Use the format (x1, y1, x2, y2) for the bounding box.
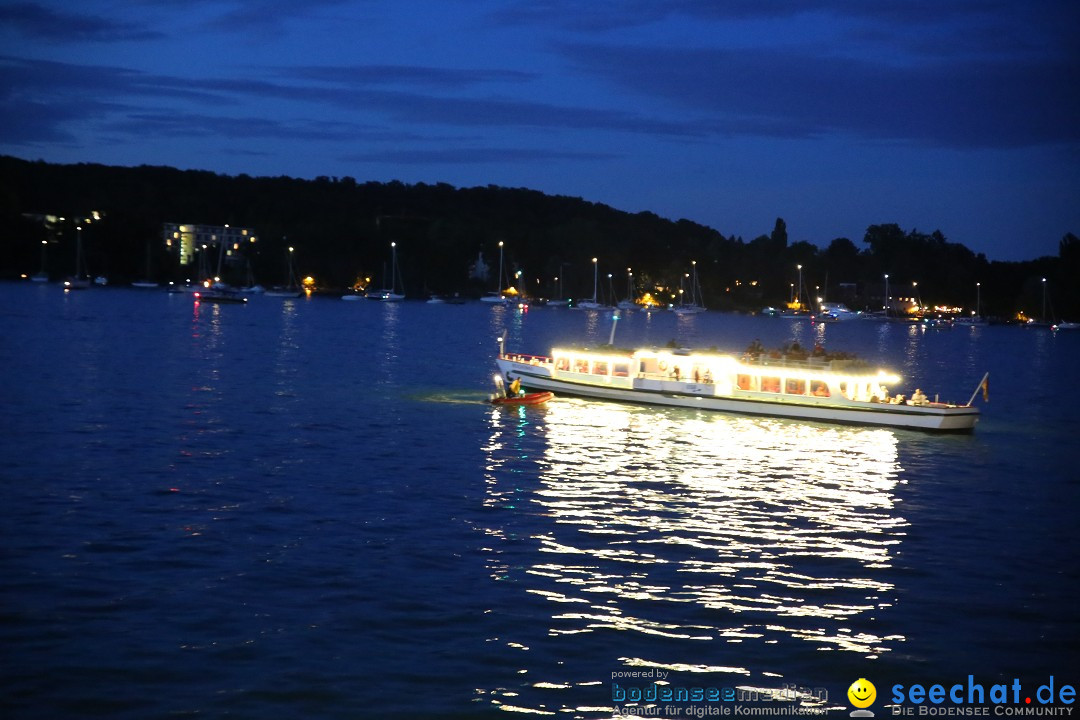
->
(0, 1, 164, 42)
(559, 43, 1079, 148)
(0, 0, 1077, 260)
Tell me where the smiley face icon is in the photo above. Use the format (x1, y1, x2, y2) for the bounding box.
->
(848, 678, 876, 709)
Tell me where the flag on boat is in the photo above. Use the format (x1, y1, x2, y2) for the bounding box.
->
(981, 374, 989, 402)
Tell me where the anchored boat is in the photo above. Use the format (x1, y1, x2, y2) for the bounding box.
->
(495, 345, 983, 432)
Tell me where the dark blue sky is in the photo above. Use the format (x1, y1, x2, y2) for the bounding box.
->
(2, 0, 1077, 260)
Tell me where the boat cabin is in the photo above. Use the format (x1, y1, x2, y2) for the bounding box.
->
(546, 347, 898, 405)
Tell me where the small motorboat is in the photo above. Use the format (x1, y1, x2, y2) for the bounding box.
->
(490, 375, 552, 406)
(491, 391, 553, 406)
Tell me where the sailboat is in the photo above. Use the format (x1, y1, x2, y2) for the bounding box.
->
(480, 242, 510, 304)
(1023, 277, 1078, 330)
(954, 282, 987, 326)
(31, 240, 49, 282)
(132, 237, 159, 288)
(266, 246, 303, 297)
(63, 225, 91, 289)
(546, 273, 569, 307)
(616, 268, 637, 311)
(366, 241, 405, 301)
(575, 258, 607, 310)
(238, 259, 265, 294)
(673, 260, 705, 314)
(1024, 278, 1054, 328)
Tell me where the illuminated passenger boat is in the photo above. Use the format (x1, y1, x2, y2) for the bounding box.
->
(496, 347, 981, 432)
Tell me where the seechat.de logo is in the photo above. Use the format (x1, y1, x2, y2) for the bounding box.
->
(849, 678, 877, 717)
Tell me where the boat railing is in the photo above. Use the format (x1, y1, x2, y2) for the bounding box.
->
(739, 354, 869, 371)
(502, 353, 552, 365)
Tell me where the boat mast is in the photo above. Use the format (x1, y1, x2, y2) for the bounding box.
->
(496, 241, 504, 295)
(75, 225, 84, 281)
(391, 241, 399, 293)
(216, 224, 228, 280)
(796, 264, 803, 311)
(592, 257, 598, 303)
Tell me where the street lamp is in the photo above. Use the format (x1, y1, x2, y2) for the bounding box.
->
(884, 274, 890, 315)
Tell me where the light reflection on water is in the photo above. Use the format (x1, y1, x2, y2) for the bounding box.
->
(482, 398, 907, 714)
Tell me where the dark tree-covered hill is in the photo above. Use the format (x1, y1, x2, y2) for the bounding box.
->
(1, 156, 1075, 319)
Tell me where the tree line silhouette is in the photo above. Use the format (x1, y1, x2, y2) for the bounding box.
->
(2, 156, 1076, 320)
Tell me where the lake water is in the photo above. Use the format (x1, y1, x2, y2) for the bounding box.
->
(1, 283, 1077, 719)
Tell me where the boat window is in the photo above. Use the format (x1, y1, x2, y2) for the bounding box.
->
(556, 357, 570, 371)
(613, 363, 629, 377)
(785, 379, 806, 395)
(810, 380, 830, 397)
(736, 374, 755, 391)
(761, 377, 781, 393)
(593, 361, 608, 375)
(573, 358, 588, 373)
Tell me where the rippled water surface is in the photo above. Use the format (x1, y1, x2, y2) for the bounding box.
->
(1, 284, 1077, 719)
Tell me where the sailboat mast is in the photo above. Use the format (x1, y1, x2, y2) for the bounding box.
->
(75, 225, 83, 280)
(391, 242, 398, 293)
(691, 260, 699, 305)
(592, 257, 598, 302)
(216, 224, 229, 280)
(497, 241, 504, 294)
(1041, 277, 1047, 322)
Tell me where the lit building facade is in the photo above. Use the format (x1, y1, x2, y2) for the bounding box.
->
(162, 222, 258, 270)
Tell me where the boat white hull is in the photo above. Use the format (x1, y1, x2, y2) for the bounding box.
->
(497, 358, 979, 433)
(366, 291, 405, 301)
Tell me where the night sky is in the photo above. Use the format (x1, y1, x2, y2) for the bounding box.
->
(2, 0, 1077, 261)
